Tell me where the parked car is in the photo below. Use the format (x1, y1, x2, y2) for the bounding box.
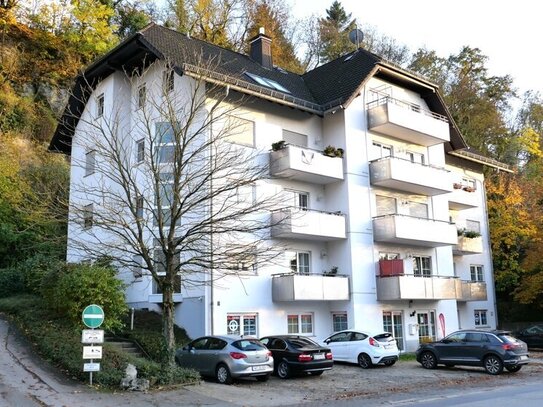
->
(321, 330, 399, 368)
(175, 335, 273, 384)
(260, 335, 333, 379)
(514, 324, 543, 349)
(416, 329, 529, 375)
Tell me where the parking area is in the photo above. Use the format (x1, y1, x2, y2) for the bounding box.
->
(184, 352, 543, 407)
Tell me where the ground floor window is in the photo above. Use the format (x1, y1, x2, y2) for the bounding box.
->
(474, 310, 488, 326)
(383, 311, 404, 350)
(332, 313, 348, 332)
(287, 313, 313, 334)
(227, 314, 258, 336)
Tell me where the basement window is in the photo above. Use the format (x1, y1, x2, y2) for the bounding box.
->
(245, 72, 291, 93)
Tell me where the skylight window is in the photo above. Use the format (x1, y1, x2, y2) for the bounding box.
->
(245, 72, 291, 94)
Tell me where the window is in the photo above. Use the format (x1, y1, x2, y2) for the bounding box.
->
(282, 130, 308, 147)
(224, 248, 256, 273)
(245, 72, 291, 93)
(96, 93, 104, 117)
(379, 252, 400, 260)
(376, 195, 396, 216)
(288, 190, 308, 209)
(152, 274, 181, 294)
(406, 151, 424, 164)
(156, 123, 175, 163)
(407, 201, 428, 218)
(132, 255, 143, 279)
(417, 311, 436, 342)
(83, 204, 93, 229)
(413, 256, 431, 277)
(136, 139, 145, 163)
(153, 240, 180, 274)
(372, 142, 392, 160)
(227, 314, 258, 336)
(136, 195, 144, 219)
(474, 310, 488, 326)
(466, 219, 481, 234)
(287, 313, 313, 334)
(85, 150, 95, 176)
(462, 177, 476, 190)
(226, 117, 255, 147)
(286, 250, 310, 275)
(332, 313, 348, 332)
(137, 84, 146, 109)
(163, 69, 174, 93)
(470, 265, 484, 282)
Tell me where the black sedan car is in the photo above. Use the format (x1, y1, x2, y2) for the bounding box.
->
(515, 324, 543, 349)
(260, 335, 333, 379)
(416, 329, 529, 375)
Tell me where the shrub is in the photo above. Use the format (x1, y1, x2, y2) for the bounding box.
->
(0, 267, 25, 297)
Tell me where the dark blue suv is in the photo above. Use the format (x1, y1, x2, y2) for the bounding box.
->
(416, 329, 529, 375)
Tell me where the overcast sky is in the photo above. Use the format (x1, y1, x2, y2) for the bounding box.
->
(289, 0, 541, 98)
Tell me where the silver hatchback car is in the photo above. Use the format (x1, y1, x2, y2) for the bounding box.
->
(175, 335, 274, 384)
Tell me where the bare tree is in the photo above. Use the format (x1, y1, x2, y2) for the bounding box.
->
(67, 53, 285, 374)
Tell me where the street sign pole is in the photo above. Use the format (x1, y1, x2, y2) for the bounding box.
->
(82, 304, 105, 386)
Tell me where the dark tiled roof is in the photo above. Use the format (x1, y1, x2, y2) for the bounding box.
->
(49, 23, 464, 154)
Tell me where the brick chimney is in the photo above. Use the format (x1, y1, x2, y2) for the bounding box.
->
(249, 27, 272, 69)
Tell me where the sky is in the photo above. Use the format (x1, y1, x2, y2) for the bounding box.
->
(288, 0, 541, 98)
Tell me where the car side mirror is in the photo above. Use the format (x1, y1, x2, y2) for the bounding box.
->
(441, 339, 450, 344)
(324, 339, 330, 344)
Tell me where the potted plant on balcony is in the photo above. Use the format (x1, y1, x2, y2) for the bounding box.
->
(462, 186, 476, 192)
(453, 183, 462, 189)
(323, 145, 344, 158)
(271, 140, 286, 151)
(457, 229, 481, 239)
(324, 266, 338, 276)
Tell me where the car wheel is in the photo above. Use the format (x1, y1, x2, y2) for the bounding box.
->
(484, 355, 504, 375)
(216, 363, 233, 384)
(383, 360, 396, 367)
(309, 371, 324, 376)
(256, 374, 270, 382)
(357, 353, 373, 369)
(505, 365, 522, 373)
(420, 351, 437, 369)
(277, 360, 290, 379)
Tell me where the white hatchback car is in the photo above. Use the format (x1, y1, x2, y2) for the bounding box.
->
(322, 330, 399, 368)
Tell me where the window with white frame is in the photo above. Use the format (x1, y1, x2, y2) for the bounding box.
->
(287, 313, 313, 334)
(226, 117, 255, 147)
(96, 93, 104, 117)
(407, 201, 428, 218)
(163, 69, 174, 93)
(153, 240, 180, 275)
(137, 84, 146, 109)
(376, 195, 396, 216)
(413, 255, 431, 277)
(470, 265, 484, 282)
(288, 190, 309, 209)
(286, 250, 310, 274)
(332, 313, 348, 332)
(153, 172, 181, 227)
(227, 314, 258, 336)
(462, 177, 476, 191)
(466, 219, 481, 234)
(282, 129, 308, 147)
(372, 141, 392, 160)
(156, 123, 175, 163)
(406, 150, 424, 164)
(474, 310, 488, 326)
(83, 204, 93, 229)
(85, 150, 95, 176)
(136, 139, 145, 163)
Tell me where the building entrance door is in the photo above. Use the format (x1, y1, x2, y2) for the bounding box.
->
(417, 311, 436, 343)
(383, 311, 404, 350)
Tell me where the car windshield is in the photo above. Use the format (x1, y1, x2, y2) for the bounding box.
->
(288, 337, 319, 348)
(232, 339, 266, 351)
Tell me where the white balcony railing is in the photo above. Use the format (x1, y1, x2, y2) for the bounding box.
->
(373, 214, 457, 247)
(367, 97, 450, 146)
(271, 208, 346, 241)
(272, 273, 350, 301)
(270, 144, 343, 184)
(370, 157, 454, 196)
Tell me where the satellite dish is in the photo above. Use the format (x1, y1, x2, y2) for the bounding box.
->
(348, 29, 364, 48)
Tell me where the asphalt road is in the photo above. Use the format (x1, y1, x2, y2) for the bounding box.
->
(1, 315, 542, 407)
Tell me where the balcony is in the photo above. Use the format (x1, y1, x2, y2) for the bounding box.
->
(376, 274, 458, 301)
(148, 293, 183, 303)
(367, 97, 450, 146)
(454, 235, 483, 255)
(370, 157, 454, 195)
(448, 185, 479, 210)
(271, 208, 346, 241)
(456, 281, 488, 301)
(373, 214, 457, 247)
(272, 273, 350, 301)
(270, 144, 343, 184)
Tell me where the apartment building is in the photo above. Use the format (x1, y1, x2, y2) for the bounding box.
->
(50, 24, 511, 351)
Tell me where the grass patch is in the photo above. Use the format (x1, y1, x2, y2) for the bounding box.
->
(399, 352, 417, 361)
(0, 295, 199, 388)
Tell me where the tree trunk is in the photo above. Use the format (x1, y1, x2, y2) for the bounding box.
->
(162, 284, 177, 380)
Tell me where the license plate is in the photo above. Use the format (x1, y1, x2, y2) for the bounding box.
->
(313, 353, 325, 360)
(520, 355, 528, 360)
(252, 365, 266, 371)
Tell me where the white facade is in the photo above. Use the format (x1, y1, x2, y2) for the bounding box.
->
(64, 54, 498, 352)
